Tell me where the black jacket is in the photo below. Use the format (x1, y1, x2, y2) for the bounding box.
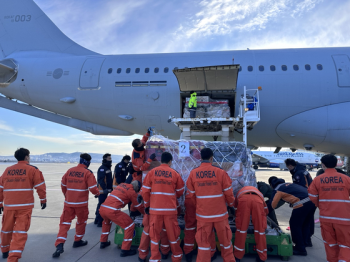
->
(97, 164, 113, 191)
(269, 182, 313, 211)
(290, 163, 313, 188)
(257, 181, 285, 209)
(114, 161, 129, 185)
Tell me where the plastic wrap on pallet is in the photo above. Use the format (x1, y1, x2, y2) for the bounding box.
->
(183, 107, 206, 118)
(143, 135, 257, 212)
(183, 98, 230, 118)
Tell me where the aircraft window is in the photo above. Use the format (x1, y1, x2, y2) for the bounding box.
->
(305, 64, 311, 70)
(270, 65, 276, 71)
(115, 81, 131, 87)
(164, 67, 169, 73)
(154, 67, 159, 73)
(293, 65, 299, 71)
(117, 68, 122, 74)
(126, 68, 131, 74)
(259, 66, 264, 72)
(317, 64, 323, 70)
(135, 68, 140, 73)
(281, 65, 287, 71)
(150, 81, 167, 86)
(132, 81, 148, 86)
(248, 66, 253, 72)
(108, 68, 113, 74)
(145, 68, 149, 73)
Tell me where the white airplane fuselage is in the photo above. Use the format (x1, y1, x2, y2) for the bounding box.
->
(1, 1, 350, 155)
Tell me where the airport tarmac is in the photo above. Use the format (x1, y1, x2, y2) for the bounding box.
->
(0, 163, 327, 262)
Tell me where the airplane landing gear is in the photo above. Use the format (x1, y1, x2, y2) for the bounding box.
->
(253, 165, 259, 170)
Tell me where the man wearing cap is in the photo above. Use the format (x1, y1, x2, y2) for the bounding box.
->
(99, 180, 144, 257)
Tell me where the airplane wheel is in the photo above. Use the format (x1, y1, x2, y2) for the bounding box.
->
(253, 165, 259, 170)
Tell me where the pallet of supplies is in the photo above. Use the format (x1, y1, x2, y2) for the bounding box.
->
(143, 135, 257, 212)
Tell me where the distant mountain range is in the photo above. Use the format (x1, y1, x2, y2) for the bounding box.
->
(0, 152, 125, 163)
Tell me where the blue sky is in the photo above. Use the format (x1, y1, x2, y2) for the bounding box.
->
(1, 0, 350, 155)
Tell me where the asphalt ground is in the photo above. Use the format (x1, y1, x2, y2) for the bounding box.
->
(0, 163, 327, 262)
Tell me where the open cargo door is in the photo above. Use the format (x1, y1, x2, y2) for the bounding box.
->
(173, 64, 240, 92)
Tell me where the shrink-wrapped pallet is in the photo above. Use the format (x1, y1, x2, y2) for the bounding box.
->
(183, 98, 231, 118)
(143, 135, 256, 212)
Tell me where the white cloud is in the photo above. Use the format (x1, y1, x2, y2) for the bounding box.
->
(0, 121, 13, 132)
(174, 0, 322, 39)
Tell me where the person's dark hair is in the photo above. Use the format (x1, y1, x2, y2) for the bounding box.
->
(190, 91, 195, 95)
(321, 154, 337, 168)
(14, 148, 30, 161)
(161, 152, 173, 164)
(201, 148, 213, 160)
(122, 155, 131, 161)
(103, 153, 111, 160)
(284, 158, 297, 166)
(80, 153, 92, 162)
(268, 176, 285, 189)
(132, 139, 141, 149)
(268, 176, 278, 185)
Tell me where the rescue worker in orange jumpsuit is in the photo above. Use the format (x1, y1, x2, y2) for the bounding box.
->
(233, 186, 268, 262)
(184, 189, 217, 262)
(186, 148, 235, 262)
(95, 153, 113, 227)
(137, 189, 171, 262)
(131, 127, 156, 183)
(99, 180, 144, 257)
(308, 154, 350, 262)
(0, 148, 46, 262)
(142, 152, 185, 262)
(52, 153, 100, 258)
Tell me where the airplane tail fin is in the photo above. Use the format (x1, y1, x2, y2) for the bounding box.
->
(0, 0, 97, 57)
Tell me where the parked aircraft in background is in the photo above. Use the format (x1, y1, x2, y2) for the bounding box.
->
(252, 150, 320, 170)
(1, 1, 350, 158)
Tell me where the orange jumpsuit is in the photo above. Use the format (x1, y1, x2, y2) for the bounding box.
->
(143, 164, 185, 262)
(131, 133, 152, 183)
(0, 161, 46, 262)
(308, 168, 350, 262)
(184, 190, 217, 257)
(138, 187, 170, 260)
(99, 183, 144, 250)
(55, 164, 99, 246)
(233, 186, 268, 261)
(186, 162, 235, 262)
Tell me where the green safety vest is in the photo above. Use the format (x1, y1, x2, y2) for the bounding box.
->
(189, 93, 197, 108)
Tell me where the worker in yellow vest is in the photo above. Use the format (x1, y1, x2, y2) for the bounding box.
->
(188, 91, 197, 118)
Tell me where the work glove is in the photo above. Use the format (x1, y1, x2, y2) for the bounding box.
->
(0, 206, 3, 214)
(227, 206, 235, 216)
(103, 189, 108, 195)
(145, 207, 150, 215)
(137, 195, 143, 204)
(150, 153, 156, 161)
(41, 203, 47, 210)
(147, 127, 152, 134)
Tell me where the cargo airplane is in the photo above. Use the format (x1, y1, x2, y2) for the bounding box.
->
(1, 0, 350, 157)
